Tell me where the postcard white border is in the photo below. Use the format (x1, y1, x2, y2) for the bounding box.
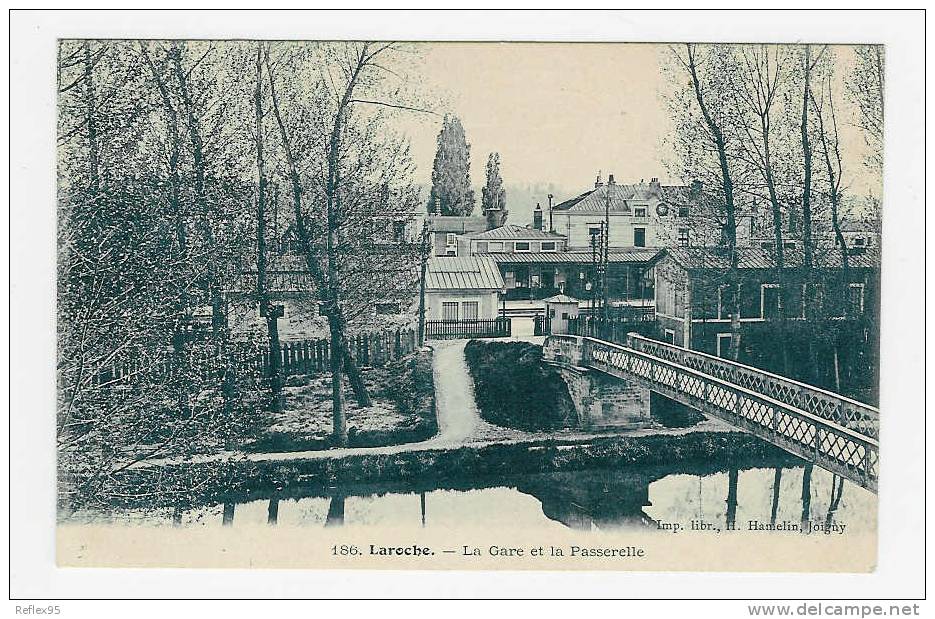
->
(7, 7, 927, 604)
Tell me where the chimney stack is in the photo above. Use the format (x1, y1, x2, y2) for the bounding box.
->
(608, 174, 616, 186)
(533, 203, 543, 230)
(594, 171, 604, 188)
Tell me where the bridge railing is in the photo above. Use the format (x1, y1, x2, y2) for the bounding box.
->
(576, 336, 878, 492)
(623, 333, 879, 440)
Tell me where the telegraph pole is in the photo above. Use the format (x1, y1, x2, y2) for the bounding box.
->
(417, 219, 429, 347)
(603, 181, 612, 322)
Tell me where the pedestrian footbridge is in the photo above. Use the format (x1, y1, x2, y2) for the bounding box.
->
(543, 334, 880, 493)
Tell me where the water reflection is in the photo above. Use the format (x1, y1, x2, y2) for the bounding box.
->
(74, 460, 875, 535)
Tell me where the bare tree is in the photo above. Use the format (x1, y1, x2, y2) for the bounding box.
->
(264, 42, 428, 444)
(848, 45, 884, 172)
(668, 43, 743, 359)
(254, 44, 284, 412)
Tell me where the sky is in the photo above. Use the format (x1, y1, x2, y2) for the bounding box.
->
(389, 43, 879, 223)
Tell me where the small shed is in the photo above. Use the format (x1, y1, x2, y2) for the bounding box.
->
(425, 256, 505, 321)
(543, 294, 580, 334)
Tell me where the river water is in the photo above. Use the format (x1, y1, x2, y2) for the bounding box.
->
(74, 462, 876, 535)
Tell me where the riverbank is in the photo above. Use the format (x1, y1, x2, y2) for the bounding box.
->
(79, 427, 799, 515)
(239, 348, 436, 452)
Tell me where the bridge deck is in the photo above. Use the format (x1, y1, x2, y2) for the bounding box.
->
(543, 335, 879, 493)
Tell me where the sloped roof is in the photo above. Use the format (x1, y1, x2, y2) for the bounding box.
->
(426, 257, 505, 291)
(543, 294, 580, 304)
(552, 182, 691, 213)
(650, 246, 880, 271)
(469, 224, 565, 241)
(479, 248, 658, 265)
(427, 215, 488, 234)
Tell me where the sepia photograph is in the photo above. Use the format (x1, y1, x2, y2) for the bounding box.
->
(8, 7, 927, 606)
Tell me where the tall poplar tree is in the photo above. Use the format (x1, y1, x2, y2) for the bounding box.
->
(481, 151, 507, 215)
(428, 115, 475, 215)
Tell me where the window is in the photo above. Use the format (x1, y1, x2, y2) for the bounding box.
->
(848, 283, 865, 315)
(784, 241, 796, 250)
(718, 284, 737, 320)
(761, 284, 781, 320)
(475, 241, 489, 253)
(634, 227, 646, 247)
(561, 312, 569, 320)
(678, 228, 690, 247)
(588, 225, 602, 237)
(541, 241, 556, 252)
(462, 301, 479, 320)
(376, 302, 400, 315)
(678, 206, 690, 218)
(445, 248, 456, 256)
(665, 329, 676, 344)
(634, 207, 647, 218)
(854, 237, 866, 246)
(489, 241, 504, 253)
(446, 233, 457, 246)
(393, 221, 407, 243)
(531, 274, 540, 287)
(579, 271, 586, 280)
(716, 333, 733, 358)
(515, 266, 529, 287)
(515, 241, 531, 252)
(442, 302, 459, 321)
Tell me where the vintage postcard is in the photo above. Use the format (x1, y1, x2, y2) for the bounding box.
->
(54, 38, 883, 573)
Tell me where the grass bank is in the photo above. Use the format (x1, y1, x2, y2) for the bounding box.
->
(240, 348, 436, 453)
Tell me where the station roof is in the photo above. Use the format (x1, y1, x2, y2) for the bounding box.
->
(649, 246, 880, 271)
(478, 248, 658, 265)
(426, 256, 505, 291)
(469, 224, 565, 241)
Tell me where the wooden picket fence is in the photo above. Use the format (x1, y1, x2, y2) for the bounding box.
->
(91, 327, 418, 386)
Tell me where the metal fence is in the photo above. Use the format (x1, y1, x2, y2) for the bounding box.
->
(424, 317, 512, 340)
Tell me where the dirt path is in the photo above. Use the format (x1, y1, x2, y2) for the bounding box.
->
(428, 339, 489, 445)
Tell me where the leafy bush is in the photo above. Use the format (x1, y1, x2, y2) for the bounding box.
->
(464, 340, 576, 430)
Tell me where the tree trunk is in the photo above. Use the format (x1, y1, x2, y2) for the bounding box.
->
(685, 45, 742, 361)
(254, 45, 283, 413)
(329, 314, 347, 445)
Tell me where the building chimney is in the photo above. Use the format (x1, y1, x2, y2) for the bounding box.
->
(485, 207, 503, 231)
(533, 203, 543, 230)
(690, 179, 703, 198)
(608, 174, 616, 186)
(594, 171, 603, 188)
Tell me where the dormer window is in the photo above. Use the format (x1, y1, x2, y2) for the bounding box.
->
(515, 242, 531, 252)
(634, 207, 647, 218)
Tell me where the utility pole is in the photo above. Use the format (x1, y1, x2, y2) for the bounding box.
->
(417, 219, 429, 347)
(603, 181, 612, 322)
(547, 193, 554, 232)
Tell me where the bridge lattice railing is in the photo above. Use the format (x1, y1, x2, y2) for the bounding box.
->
(624, 334, 880, 440)
(566, 336, 879, 492)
